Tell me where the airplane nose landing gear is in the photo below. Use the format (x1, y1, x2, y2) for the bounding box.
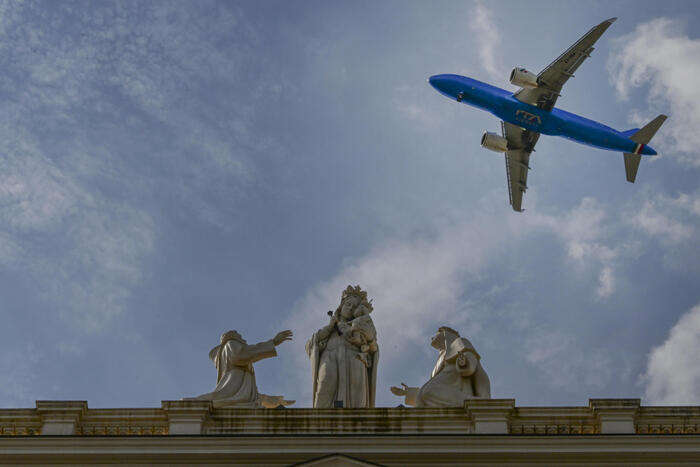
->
(456, 92, 464, 102)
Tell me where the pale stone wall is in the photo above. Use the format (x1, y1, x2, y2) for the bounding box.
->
(0, 399, 698, 465)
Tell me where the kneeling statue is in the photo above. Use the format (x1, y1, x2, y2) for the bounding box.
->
(186, 329, 295, 408)
(391, 326, 490, 407)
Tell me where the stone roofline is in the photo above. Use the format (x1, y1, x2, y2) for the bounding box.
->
(1, 398, 698, 436)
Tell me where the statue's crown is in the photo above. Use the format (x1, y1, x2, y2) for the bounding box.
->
(342, 284, 373, 311)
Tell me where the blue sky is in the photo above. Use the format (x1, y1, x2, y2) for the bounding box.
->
(0, 0, 699, 408)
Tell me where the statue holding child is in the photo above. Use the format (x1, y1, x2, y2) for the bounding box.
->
(306, 285, 379, 408)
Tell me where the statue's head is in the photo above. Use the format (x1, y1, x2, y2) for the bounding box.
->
(431, 326, 460, 350)
(338, 285, 372, 320)
(220, 330, 246, 345)
(354, 301, 373, 318)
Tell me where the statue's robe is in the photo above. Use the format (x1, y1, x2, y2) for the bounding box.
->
(306, 318, 378, 408)
(193, 339, 285, 408)
(404, 336, 490, 407)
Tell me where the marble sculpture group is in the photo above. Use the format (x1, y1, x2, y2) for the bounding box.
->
(187, 285, 491, 408)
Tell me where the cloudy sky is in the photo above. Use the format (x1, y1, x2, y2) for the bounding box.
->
(0, 0, 698, 409)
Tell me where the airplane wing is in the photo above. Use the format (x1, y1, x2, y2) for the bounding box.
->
(502, 121, 540, 212)
(514, 17, 617, 111)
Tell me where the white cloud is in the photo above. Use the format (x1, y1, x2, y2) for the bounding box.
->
(392, 84, 446, 128)
(281, 198, 625, 405)
(608, 18, 700, 166)
(280, 186, 700, 405)
(0, 344, 41, 406)
(597, 266, 615, 299)
(525, 329, 613, 390)
(283, 213, 516, 365)
(0, 2, 279, 332)
(0, 2, 268, 230)
(554, 198, 617, 261)
(632, 201, 693, 244)
(0, 133, 156, 331)
(468, 0, 506, 81)
(643, 303, 700, 404)
(546, 197, 622, 298)
(629, 190, 700, 245)
(281, 216, 510, 405)
(0, 135, 81, 234)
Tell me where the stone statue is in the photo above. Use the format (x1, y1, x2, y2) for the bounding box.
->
(187, 329, 295, 408)
(391, 326, 490, 407)
(306, 285, 379, 408)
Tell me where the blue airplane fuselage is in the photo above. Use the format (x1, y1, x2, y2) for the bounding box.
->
(429, 74, 657, 156)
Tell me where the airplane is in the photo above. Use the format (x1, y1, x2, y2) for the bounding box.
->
(428, 17, 667, 212)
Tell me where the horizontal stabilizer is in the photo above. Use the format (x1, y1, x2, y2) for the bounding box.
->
(621, 128, 640, 138)
(629, 114, 667, 144)
(623, 153, 641, 183)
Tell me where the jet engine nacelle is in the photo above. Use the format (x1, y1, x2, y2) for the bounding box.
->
(510, 67, 538, 88)
(481, 132, 508, 152)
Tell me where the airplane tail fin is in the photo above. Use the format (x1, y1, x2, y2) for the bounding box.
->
(623, 114, 668, 183)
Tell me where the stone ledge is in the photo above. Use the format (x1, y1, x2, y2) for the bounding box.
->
(0, 399, 697, 437)
(35, 401, 87, 436)
(0, 434, 698, 465)
(204, 406, 471, 434)
(590, 399, 640, 434)
(161, 400, 212, 435)
(465, 399, 515, 434)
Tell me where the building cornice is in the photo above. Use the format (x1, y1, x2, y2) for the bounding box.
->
(0, 433, 698, 465)
(0, 399, 697, 438)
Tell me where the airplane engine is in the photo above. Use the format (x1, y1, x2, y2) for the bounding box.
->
(510, 67, 538, 88)
(481, 132, 508, 152)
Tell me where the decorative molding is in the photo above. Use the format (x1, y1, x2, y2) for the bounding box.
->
(510, 424, 599, 435)
(0, 409, 42, 436)
(77, 407, 169, 436)
(636, 424, 697, 435)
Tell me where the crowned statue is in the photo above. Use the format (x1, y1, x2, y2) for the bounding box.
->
(186, 329, 295, 408)
(391, 326, 490, 407)
(306, 285, 379, 408)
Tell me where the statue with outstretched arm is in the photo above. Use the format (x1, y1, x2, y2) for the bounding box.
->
(391, 327, 490, 407)
(186, 329, 295, 408)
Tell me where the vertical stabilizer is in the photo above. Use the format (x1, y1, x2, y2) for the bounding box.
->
(623, 114, 667, 183)
(629, 115, 667, 145)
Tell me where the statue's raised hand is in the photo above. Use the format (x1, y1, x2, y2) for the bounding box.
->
(390, 382, 409, 396)
(273, 330, 293, 346)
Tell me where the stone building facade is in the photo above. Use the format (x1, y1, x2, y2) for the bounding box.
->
(0, 398, 698, 465)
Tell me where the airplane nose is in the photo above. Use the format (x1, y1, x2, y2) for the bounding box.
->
(429, 74, 461, 100)
(428, 74, 443, 89)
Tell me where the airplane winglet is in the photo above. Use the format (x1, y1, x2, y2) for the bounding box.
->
(606, 17, 618, 24)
